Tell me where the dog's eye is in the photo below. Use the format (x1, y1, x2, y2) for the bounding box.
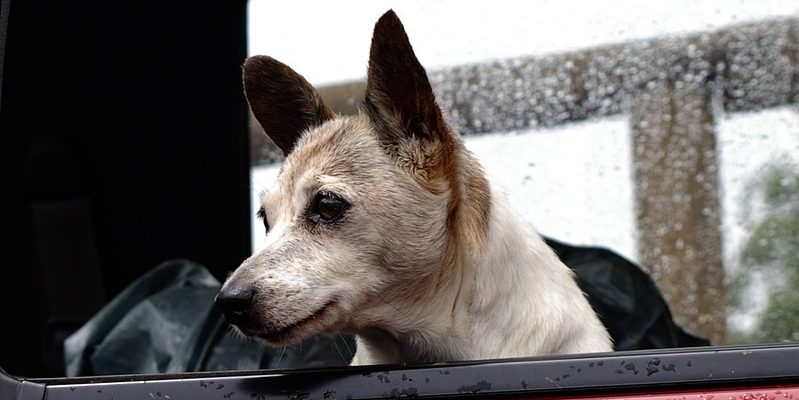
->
(256, 207, 269, 233)
(311, 192, 348, 223)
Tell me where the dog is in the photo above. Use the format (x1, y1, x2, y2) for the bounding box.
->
(216, 9, 612, 366)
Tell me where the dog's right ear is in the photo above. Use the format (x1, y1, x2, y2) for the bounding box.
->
(243, 56, 335, 156)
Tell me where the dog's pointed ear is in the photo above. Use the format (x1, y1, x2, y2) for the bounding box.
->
(364, 10, 447, 148)
(243, 56, 335, 155)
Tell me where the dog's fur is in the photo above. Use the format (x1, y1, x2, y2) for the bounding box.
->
(218, 10, 612, 365)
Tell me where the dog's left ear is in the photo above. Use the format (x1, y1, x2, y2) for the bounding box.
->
(243, 56, 335, 156)
(364, 10, 448, 152)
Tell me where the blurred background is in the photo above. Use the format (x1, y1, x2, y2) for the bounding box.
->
(1, 0, 797, 379)
(248, 1, 799, 347)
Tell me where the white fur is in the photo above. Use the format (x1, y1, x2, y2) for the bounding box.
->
(223, 118, 612, 364)
(350, 185, 612, 365)
(222, 10, 613, 366)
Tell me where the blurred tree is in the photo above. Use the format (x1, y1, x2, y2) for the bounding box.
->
(730, 160, 799, 342)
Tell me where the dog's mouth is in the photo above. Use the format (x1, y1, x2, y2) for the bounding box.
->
(253, 300, 342, 345)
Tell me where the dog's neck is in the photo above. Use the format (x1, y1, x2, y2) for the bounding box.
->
(351, 184, 611, 365)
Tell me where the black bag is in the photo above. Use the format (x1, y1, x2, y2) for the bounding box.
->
(64, 259, 353, 376)
(545, 237, 709, 350)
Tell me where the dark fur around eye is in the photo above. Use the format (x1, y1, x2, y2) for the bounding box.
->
(309, 191, 349, 224)
(256, 207, 269, 232)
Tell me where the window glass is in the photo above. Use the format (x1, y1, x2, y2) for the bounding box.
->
(248, 1, 799, 345)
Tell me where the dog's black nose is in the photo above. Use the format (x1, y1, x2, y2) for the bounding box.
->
(215, 286, 255, 324)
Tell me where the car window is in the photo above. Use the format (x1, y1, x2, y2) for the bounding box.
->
(248, 0, 799, 348)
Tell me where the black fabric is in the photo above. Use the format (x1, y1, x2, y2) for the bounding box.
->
(545, 237, 710, 350)
(64, 260, 354, 376)
(65, 238, 707, 376)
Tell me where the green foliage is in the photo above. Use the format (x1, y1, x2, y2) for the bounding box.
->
(730, 161, 799, 343)
(753, 289, 799, 342)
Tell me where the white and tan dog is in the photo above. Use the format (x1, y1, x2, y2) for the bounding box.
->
(216, 10, 612, 366)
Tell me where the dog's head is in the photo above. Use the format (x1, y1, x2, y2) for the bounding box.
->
(216, 10, 490, 345)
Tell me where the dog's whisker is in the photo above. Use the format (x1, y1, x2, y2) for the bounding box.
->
(337, 334, 355, 359)
(330, 336, 347, 364)
(275, 345, 287, 368)
(376, 292, 404, 315)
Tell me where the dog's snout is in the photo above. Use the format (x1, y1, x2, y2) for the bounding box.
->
(215, 286, 255, 324)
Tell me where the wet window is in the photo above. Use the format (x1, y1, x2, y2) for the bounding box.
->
(248, 2, 799, 346)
